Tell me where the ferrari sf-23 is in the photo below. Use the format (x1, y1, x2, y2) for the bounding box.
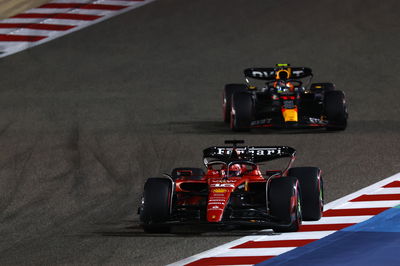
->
(223, 64, 348, 131)
(138, 140, 323, 233)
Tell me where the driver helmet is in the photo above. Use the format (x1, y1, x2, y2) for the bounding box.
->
(229, 164, 242, 177)
(275, 70, 294, 92)
(276, 69, 290, 80)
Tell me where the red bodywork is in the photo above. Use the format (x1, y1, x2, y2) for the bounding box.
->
(174, 165, 267, 223)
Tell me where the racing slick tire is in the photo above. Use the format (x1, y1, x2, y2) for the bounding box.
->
(223, 84, 247, 123)
(269, 176, 302, 232)
(140, 177, 172, 233)
(171, 167, 205, 180)
(324, 90, 348, 131)
(310, 83, 335, 93)
(288, 167, 323, 221)
(230, 92, 253, 131)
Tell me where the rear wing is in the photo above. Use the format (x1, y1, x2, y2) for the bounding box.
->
(244, 67, 313, 80)
(203, 146, 296, 163)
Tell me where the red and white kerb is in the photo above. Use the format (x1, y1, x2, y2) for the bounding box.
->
(0, 0, 156, 58)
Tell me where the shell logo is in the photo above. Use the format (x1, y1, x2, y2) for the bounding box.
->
(212, 188, 228, 193)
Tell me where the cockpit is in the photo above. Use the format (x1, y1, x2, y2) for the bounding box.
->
(205, 160, 257, 178)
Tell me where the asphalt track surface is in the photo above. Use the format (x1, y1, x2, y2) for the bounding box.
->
(0, 0, 399, 265)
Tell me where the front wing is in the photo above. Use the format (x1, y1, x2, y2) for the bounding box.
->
(141, 206, 294, 230)
(250, 117, 330, 129)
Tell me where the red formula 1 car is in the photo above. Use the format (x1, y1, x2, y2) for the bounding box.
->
(139, 140, 323, 233)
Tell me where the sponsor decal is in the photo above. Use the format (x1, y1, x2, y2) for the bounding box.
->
(208, 206, 223, 211)
(211, 183, 235, 188)
(283, 100, 295, 109)
(209, 198, 226, 201)
(251, 119, 272, 126)
(309, 117, 328, 124)
(212, 188, 229, 193)
(208, 202, 225, 205)
(251, 70, 275, 78)
(211, 179, 237, 183)
(216, 147, 281, 156)
(282, 109, 298, 122)
(292, 70, 304, 76)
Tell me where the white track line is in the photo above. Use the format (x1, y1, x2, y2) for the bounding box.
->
(371, 187, 400, 194)
(252, 231, 335, 241)
(211, 247, 296, 257)
(301, 216, 371, 224)
(25, 9, 120, 15)
(338, 200, 400, 208)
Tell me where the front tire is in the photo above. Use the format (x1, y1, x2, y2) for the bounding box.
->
(269, 176, 302, 232)
(288, 167, 323, 221)
(230, 92, 253, 131)
(324, 90, 348, 131)
(140, 178, 172, 233)
(223, 84, 247, 123)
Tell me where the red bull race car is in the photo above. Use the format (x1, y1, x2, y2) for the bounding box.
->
(139, 140, 323, 233)
(223, 64, 348, 131)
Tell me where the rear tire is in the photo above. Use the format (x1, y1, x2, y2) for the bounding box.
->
(269, 176, 302, 232)
(140, 178, 172, 233)
(288, 167, 323, 221)
(223, 84, 247, 123)
(230, 92, 253, 131)
(324, 90, 347, 131)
